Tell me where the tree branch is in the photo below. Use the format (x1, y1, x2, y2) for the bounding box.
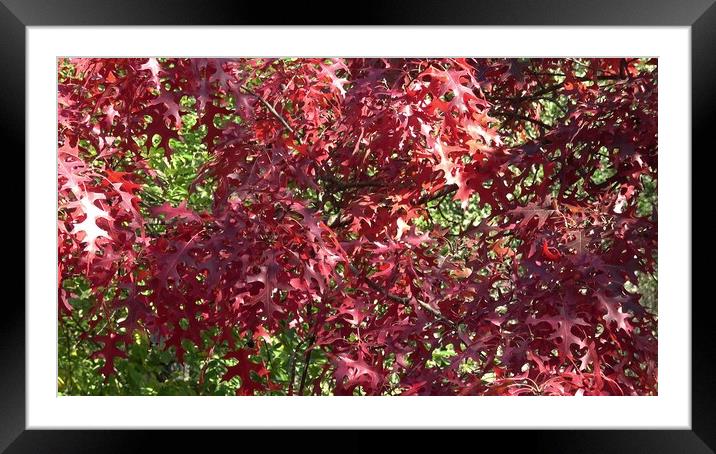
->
(327, 184, 459, 229)
(298, 334, 316, 396)
(348, 263, 455, 326)
(413, 184, 458, 206)
(239, 83, 455, 329)
(491, 109, 552, 132)
(287, 338, 304, 396)
(240, 85, 295, 135)
(487, 82, 564, 104)
(320, 173, 385, 190)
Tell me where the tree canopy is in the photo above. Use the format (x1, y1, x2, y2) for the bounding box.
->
(58, 57, 657, 396)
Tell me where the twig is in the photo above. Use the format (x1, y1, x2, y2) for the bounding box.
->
(262, 338, 276, 375)
(413, 184, 458, 206)
(63, 318, 73, 394)
(535, 97, 568, 116)
(487, 83, 564, 104)
(197, 345, 216, 395)
(298, 334, 316, 396)
(239, 85, 295, 135)
(287, 338, 303, 396)
(321, 173, 385, 190)
(328, 215, 353, 229)
(491, 109, 552, 132)
(348, 263, 454, 326)
(328, 183, 457, 229)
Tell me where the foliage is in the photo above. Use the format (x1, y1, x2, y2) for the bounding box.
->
(58, 57, 657, 396)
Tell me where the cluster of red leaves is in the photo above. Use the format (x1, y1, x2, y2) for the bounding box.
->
(58, 57, 657, 395)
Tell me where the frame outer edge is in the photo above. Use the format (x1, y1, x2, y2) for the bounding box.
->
(691, 1, 716, 451)
(0, 1, 27, 453)
(5, 0, 713, 451)
(0, 0, 714, 25)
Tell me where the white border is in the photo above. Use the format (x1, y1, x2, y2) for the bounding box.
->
(27, 26, 691, 429)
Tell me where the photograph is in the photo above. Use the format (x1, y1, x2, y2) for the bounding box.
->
(57, 57, 658, 397)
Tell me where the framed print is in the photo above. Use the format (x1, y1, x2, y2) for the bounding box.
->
(5, 0, 712, 452)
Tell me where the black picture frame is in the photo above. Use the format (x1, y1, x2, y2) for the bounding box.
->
(4, 1, 710, 452)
